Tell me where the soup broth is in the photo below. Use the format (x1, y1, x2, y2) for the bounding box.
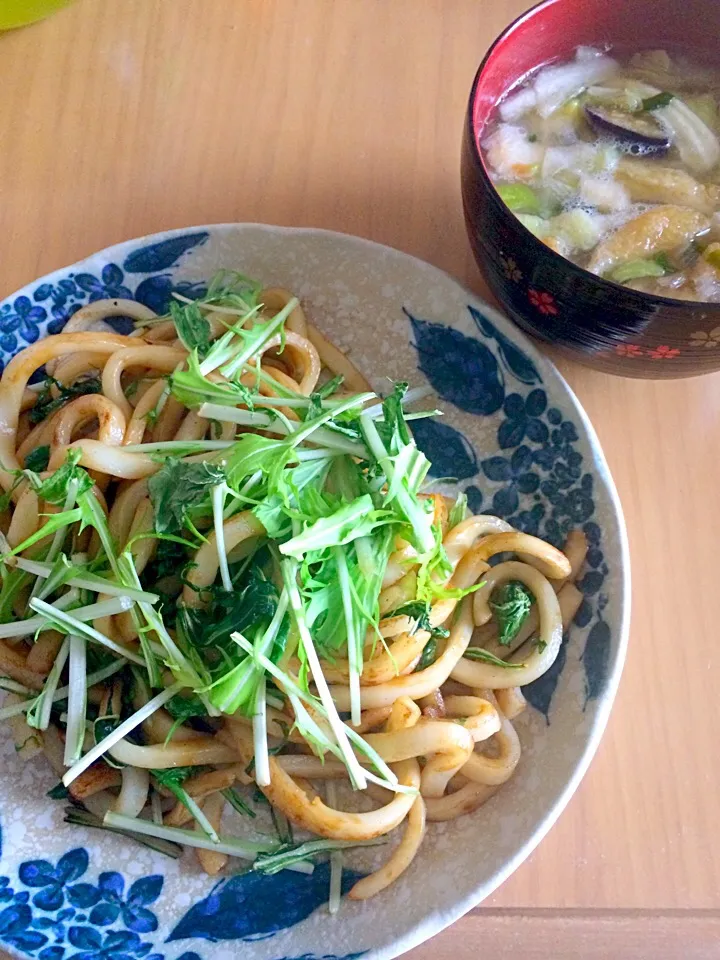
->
(482, 47, 720, 302)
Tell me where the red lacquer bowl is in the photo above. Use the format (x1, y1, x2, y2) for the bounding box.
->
(461, 0, 720, 378)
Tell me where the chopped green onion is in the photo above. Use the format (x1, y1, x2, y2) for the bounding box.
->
(610, 259, 666, 284)
(654, 251, 675, 273)
(496, 183, 542, 215)
(642, 91, 675, 111)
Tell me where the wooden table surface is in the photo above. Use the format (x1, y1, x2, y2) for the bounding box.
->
(1, 1, 719, 957)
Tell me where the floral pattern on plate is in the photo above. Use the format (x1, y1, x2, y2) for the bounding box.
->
(0, 225, 628, 960)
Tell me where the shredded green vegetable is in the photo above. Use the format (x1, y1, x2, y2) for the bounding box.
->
(642, 91, 675, 111)
(463, 647, 525, 668)
(29, 376, 101, 425)
(610, 259, 666, 284)
(0, 268, 532, 892)
(490, 581, 534, 646)
(24, 445, 50, 472)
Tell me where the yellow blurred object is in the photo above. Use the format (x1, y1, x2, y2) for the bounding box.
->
(702, 242, 720, 270)
(0, 0, 73, 30)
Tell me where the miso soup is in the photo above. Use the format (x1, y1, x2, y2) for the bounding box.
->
(483, 47, 720, 302)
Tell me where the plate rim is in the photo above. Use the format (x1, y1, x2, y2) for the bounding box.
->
(0, 222, 631, 960)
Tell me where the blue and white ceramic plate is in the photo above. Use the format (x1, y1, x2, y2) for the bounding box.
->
(0, 225, 629, 960)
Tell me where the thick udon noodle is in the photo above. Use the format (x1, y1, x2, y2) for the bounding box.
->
(0, 289, 586, 896)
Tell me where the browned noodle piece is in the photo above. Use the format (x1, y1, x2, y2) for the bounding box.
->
(226, 718, 419, 841)
(25, 631, 63, 676)
(0, 639, 45, 690)
(260, 288, 309, 338)
(101, 345, 187, 420)
(424, 780, 497, 821)
(195, 792, 228, 875)
(0, 332, 138, 488)
(305, 321, 371, 392)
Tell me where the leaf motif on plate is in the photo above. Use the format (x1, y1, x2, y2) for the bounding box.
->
(465, 485, 483, 514)
(577, 569, 604, 597)
(123, 232, 209, 274)
(491, 484, 519, 516)
(273, 953, 368, 960)
(467, 304, 542, 385)
(166, 863, 364, 943)
(0, 231, 618, 960)
(0, 901, 48, 953)
(410, 418, 478, 480)
(522, 633, 569, 723)
(581, 619, 611, 706)
(405, 309, 505, 416)
(134, 276, 208, 315)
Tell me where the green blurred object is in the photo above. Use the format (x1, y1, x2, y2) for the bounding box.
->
(610, 259, 666, 284)
(496, 183, 541, 216)
(0, 0, 73, 30)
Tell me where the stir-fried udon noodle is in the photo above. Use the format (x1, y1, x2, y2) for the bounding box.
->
(0, 272, 587, 907)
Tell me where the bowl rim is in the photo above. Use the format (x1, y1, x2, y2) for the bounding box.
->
(0, 222, 632, 960)
(465, 0, 720, 312)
